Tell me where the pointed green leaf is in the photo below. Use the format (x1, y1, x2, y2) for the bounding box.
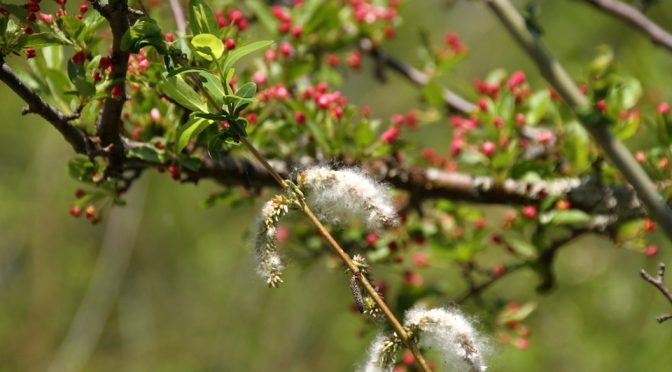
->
(160, 73, 208, 112)
(222, 40, 274, 74)
(168, 67, 226, 106)
(176, 116, 214, 153)
(188, 0, 218, 35)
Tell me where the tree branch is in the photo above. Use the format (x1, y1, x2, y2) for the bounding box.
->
(583, 0, 672, 52)
(96, 0, 130, 174)
(640, 263, 672, 323)
(485, 0, 672, 242)
(359, 39, 476, 115)
(0, 57, 89, 154)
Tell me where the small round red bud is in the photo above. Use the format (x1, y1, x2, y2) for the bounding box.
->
(658, 102, 670, 114)
(26, 48, 37, 59)
(596, 99, 607, 112)
(79, 4, 88, 13)
(522, 205, 537, 219)
(110, 86, 123, 98)
(646, 245, 658, 257)
(84, 205, 96, 219)
(70, 206, 82, 217)
(164, 33, 175, 42)
(481, 141, 496, 157)
(224, 38, 236, 50)
(294, 111, 306, 124)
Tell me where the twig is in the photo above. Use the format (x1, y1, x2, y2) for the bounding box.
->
(457, 263, 526, 304)
(640, 263, 672, 323)
(238, 137, 432, 372)
(583, 0, 672, 52)
(95, 0, 131, 174)
(485, 0, 672, 242)
(360, 39, 476, 114)
(535, 228, 590, 292)
(169, 0, 187, 35)
(0, 58, 89, 154)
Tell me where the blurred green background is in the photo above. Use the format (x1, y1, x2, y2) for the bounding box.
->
(2, 0, 672, 371)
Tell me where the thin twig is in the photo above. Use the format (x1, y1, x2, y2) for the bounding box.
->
(583, 0, 672, 52)
(360, 39, 476, 114)
(0, 58, 89, 154)
(485, 0, 672, 242)
(238, 137, 431, 372)
(169, 0, 187, 35)
(640, 263, 672, 323)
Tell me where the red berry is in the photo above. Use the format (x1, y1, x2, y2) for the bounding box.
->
(522, 205, 537, 219)
(482, 141, 496, 157)
(596, 99, 607, 112)
(75, 189, 86, 199)
(658, 102, 670, 114)
(225, 38, 236, 50)
(412, 252, 428, 267)
(347, 51, 362, 69)
(26, 48, 37, 59)
(401, 351, 415, 366)
(294, 111, 306, 124)
(278, 42, 293, 57)
(70, 206, 82, 217)
(645, 245, 658, 257)
(381, 127, 401, 144)
(515, 338, 529, 350)
(72, 51, 87, 65)
(84, 205, 96, 219)
(79, 4, 88, 13)
(110, 86, 123, 98)
(493, 264, 506, 276)
(168, 165, 181, 180)
(164, 33, 175, 42)
(366, 232, 378, 246)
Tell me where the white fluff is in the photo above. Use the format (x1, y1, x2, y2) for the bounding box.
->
(404, 307, 488, 372)
(251, 197, 289, 287)
(298, 166, 398, 229)
(359, 334, 394, 372)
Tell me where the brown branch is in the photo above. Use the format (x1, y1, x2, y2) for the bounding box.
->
(535, 228, 591, 292)
(0, 57, 89, 154)
(583, 0, 672, 52)
(457, 263, 526, 304)
(95, 0, 131, 174)
(359, 39, 476, 115)
(640, 263, 672, 323)
(485, 0, 672, 242)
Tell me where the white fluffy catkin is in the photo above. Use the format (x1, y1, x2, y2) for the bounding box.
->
(297, 166, 398, 230)
(251, 195, 290, 287)
(359, 334, 396, 372)
(404, 307, 487, 372)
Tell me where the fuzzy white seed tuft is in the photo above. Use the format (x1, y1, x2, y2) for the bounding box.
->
(298, 166, 398, 229)
(404, 307, 488, 372)
(251, 194, 290, 287)
(359, 334, 400, 372)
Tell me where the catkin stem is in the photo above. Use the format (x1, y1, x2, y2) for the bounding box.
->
(240, 137, 431, 372)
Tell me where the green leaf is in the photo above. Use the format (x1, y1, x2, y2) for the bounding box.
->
(188, 0, 218, 35)
(176, 116, 214, 153)
(616, 76, 642, 110)
(526, 90, 550, 125)
(191, 33, 224, 61)
(208, 134, 226, 160)
(422, 80, 445, 108)
(496, 302, 537, 325)
(168, 67, 226, 106)
(506, 237, 538, 259)
(23, 33, 71, 48)
(127, 145, 166, 164)
(121, 17, 166, 53)
(221, 40, 274, 74)
(160, 73, 208, 112)
(244, 0, 277, 31)
(540, 209, 591, 226)
(232, 82, 256, 114)
(68, 155, 97, 182)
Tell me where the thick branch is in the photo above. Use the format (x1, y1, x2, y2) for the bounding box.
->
(0, 58, 88, 154)
(640, 263, 672, 323)
(96, 0, 130, 173)
(360, 40, 476, 114)
(583, 0, 672, 52)
(485, 0, 672, 242)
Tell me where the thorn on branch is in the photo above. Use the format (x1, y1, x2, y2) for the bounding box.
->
(640, 262, 672, 323)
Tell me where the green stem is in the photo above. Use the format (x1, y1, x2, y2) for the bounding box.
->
(485, 0, 672, 241)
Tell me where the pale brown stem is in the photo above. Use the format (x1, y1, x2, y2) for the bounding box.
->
(239, 137, 431, 372)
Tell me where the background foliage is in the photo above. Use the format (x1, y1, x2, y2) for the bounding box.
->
(1, 0, 672, 371)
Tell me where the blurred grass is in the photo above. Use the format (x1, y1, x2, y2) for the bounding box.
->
(1, 0, 672, 371)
